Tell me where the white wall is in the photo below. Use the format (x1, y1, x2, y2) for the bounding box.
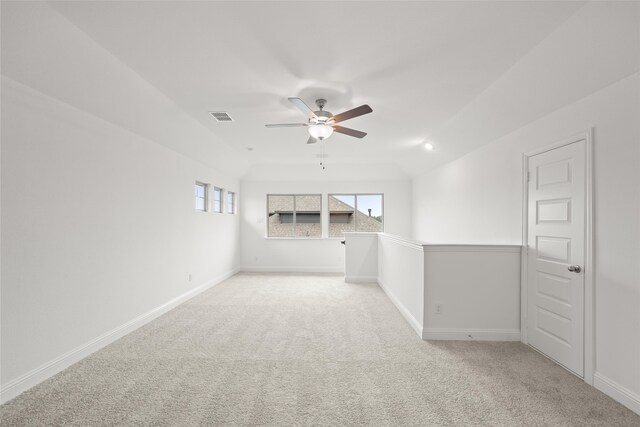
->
(1, 1, 245, 401)
(344, 233, 378, 283)
(377, 234, 425, 336)
(412, 2, 639, 412)
(412, 72, 640, 410)
(240, 175, 412, 272)
(0, 77, 240, 398)
(345, 233, 521, 341)
(422, 246, 521, 340)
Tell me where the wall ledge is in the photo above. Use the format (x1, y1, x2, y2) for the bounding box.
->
(422, 244, 522, 253)
(377, 233, 426, 251)
(0, 268, 239, 405)
(371, 233, 522, 253)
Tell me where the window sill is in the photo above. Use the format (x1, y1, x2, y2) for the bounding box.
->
(264, 237, 325, 240)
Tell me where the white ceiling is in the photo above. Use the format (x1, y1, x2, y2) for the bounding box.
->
(12, 1, 618, 177)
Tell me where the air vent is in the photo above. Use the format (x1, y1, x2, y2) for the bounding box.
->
(209, 111, 234, 122)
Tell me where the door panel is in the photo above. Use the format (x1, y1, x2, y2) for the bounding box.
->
(528, 140, 585, 377)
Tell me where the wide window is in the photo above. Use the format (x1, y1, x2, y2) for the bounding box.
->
(195, 182, 208, 211)
(329, 194, 383, 237)
(227, 191, 236, 214)
(267, 194, 322, 238)
(213, 187, 223, 213)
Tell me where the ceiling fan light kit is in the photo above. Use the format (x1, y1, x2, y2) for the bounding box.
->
(265, 97, 372, 144)
(308, 123, 334, 140)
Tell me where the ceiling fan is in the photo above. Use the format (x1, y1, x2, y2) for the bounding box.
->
(265, 98, 373, 144)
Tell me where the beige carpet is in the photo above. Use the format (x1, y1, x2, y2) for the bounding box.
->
(1, 273, 638, 426)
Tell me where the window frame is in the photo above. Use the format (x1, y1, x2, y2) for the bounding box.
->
(213, 187, 223, 213)
(195, 181, 209, 212)
(227, 190, 236, 214)
(328, 193, 384, 238)
(266, 194, 323, 239)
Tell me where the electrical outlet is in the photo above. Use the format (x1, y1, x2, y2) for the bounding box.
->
(188, 274, 192, 282)
(435, 303, 443, 315)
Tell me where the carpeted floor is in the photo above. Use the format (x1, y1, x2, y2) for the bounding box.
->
(1, 273, 638, 426)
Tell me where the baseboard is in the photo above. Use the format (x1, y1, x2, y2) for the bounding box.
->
(345, 275, 378, 283)
(241, 266, 343, 274)
(377, 280, 423, 339)
(593, 372, 640, 415)
(0, 268, 239, 404)
(422, 328, 521, 341)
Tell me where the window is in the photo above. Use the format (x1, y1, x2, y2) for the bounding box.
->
(329, 194, 383, 237)
(267, 194, 321, 238)
(195, 182, 208, 211)
(227, 191, 236, 214)
(213, 187, 222, 213)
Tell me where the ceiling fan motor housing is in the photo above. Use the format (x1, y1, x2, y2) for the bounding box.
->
(310, 110, 333, 125)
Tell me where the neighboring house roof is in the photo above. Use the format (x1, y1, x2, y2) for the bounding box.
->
(295, 195, 321, 211)
(268, 195, 320, 213)
(328, 196, 354, 213)
(268, 195, 381, 227)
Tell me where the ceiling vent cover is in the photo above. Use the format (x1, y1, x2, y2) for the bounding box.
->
(209, 111, 234, 122)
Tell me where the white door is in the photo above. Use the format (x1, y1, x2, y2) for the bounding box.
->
(527, 139, 586, 377)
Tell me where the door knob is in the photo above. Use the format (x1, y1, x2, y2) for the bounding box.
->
(568, 265, 582, 273)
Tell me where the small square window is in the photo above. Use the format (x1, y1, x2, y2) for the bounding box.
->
(195, 182, 208, 211)
(227, 191, 236, 214)
(213, 187, 223, 213)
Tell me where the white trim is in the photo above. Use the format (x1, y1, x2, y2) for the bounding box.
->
(241, 266, 343, 274)
(377, 233, 425, 251)
(377, 280, 423, 338)
(520, 149, 529, 343)
(263, 237, 324, 240)
(583, 128, 595, 385)
(421, 244, 521, 253)
(524, 131, 589, 156)
(375, 233, 521, 253)
(344, 276, 378, 284)
(521, 130, 595, 384)
(0, 269, 239, 404)
(422, 328, 521, 342)
(593, 373, 640, 415)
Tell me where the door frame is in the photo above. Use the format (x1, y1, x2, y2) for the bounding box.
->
(520, 129, 594, 385)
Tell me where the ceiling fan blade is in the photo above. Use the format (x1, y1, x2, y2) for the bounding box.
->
(330, 104, 372, 123)
(288, 97, 317, 118)
(306, 136, 318, 144)
(333, 125, 367, 139)
(265, 123, 308, 128)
